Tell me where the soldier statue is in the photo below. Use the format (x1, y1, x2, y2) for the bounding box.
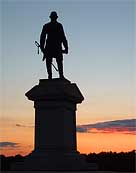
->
(40, 11, 68, 79)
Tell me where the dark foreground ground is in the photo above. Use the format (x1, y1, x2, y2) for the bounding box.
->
(1, 171, 135, 173)
(1, 151, 135, 172)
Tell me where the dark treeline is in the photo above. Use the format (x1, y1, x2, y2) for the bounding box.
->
(0, 150, 135, 171)
(86, 150, 135, 172)
(0, 154, 24, 170)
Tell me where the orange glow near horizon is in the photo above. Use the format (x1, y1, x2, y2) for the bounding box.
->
(0, 122, 135, 156)
(77, 132, 136, 154)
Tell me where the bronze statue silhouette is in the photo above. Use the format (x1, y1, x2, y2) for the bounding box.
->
(40, 11, 68, 79)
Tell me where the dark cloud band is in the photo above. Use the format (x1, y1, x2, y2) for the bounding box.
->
(0, 142, 19, 148)
(77, 119, 136, 134)
(16, 124, 34, 128)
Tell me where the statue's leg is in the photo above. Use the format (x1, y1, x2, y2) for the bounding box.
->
(46, 57, 52, 79)
(56, 58, 64, 79)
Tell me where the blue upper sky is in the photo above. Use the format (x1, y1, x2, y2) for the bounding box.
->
(1, 0, 135, 124)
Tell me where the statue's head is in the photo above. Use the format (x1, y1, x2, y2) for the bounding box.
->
(49, 11, 58, 20)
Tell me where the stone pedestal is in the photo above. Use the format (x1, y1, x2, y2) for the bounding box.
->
(26, 78, 82, 155)
(13, 78, 97, 170)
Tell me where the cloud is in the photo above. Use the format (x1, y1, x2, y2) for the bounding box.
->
(16, 124, 34, 128)
(0, 142, 19, 149)
(15, 119, 136, 135)
(77, 119, 136, 135)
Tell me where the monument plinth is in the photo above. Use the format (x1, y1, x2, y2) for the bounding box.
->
(26, 78, 83, 157)
(13, 78, 97, 170)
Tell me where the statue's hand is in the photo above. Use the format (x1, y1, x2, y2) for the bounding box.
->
(65, 49, 68, 54)
(62, 49, 68, 54)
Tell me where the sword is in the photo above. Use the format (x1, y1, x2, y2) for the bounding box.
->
(35, 41, 58, 72)
(35, 41, 40, 54)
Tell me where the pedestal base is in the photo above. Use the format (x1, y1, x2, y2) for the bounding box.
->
(12, 150, 97, 171)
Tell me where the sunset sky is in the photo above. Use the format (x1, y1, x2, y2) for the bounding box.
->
(1, 0, 136, 156)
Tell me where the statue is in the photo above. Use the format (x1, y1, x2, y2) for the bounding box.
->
(40, 11, 68, 79)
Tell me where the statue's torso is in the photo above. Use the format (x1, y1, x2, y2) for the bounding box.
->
(43, 22, 63, 57)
